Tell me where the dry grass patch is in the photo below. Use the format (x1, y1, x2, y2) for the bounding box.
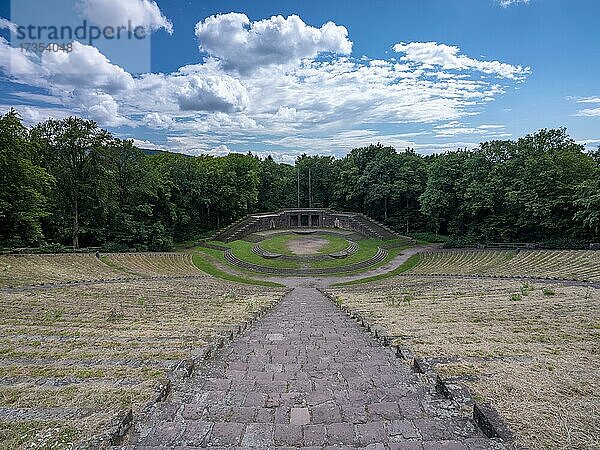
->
(411, 249, 600, 282)
(0, 278, 285, 448)
(103, 252, 203, 277)
(328, 276, 600, 449)
(0, 254, 123, 287)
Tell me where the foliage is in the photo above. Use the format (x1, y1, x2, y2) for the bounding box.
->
(1, 109, 598, 249)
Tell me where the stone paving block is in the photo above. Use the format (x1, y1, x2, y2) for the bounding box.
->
(303, 424, 327, 446)
(414, 418, 454, 441)
(240, 423, 274, 447)
(388, 442, 424, 450)
(291, 407, 311, 425)
(387, 419, 421, 440)
(274, 423, 304, 446)
(178, 421, 212, 446)
(326, 422, 355, 445)
(243, 392, 268, 407)
(355, 421, 388, 446)
(368, 401, 403, 420)
(341, 405, 369, 424)
(139, 422, 184, 445)
(207, 422, 244, 447)
(181, 404, 204, 420)
(228, 406, 256, 423)
(254, 407, 275, 423)
(310, 404, 342, 424)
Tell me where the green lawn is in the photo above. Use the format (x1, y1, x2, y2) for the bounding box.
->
(306, 239, 381, 269)
(197, 239, 413, 277)
(226, 241, 300, 268)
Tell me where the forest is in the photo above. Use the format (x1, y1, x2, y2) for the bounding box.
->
(1, 108, 599, 251)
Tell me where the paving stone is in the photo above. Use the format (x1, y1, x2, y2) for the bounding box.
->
(240, 423, 274, 447)
(311, 404, 342, 424)
(326, 422, 355, 445)
(129, 287, 505, 449)
(368, 401, 402, 420)
(303, 424, 327, 446)
(274, 423, 303, 446)
(179, 421, 212, 446)
(208, 422, 244, 447)
(355, 421, 388, 446)
(290, 407, 311, 425)
(387, 419, 421, 440)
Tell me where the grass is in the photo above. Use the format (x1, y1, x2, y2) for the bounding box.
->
(226, 240, 300, 268)
(0, 278, 285, 447)
(329, 277, 600, 449)
(306, 238, 382, 269)
(191, 252, 283, 287)
(205, 237, 401, 274)
(332, 253, 421, 286)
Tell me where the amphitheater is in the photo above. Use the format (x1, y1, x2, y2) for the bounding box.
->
(1, 210, 599, 449)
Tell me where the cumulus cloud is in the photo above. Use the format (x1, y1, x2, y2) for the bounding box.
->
(175, 74, 249, 113)
(77, 0, 173, 33)
(41, 41, 134, 93)
(194, 13, 352, 72)
(393, 41, 530, 80)
(0, 12, 531, 157)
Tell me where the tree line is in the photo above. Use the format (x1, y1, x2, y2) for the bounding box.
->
(1, 109, 598, 251)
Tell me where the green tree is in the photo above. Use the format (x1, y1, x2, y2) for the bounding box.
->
(31, 117, 113, 248)
(0, 109, 53, 246)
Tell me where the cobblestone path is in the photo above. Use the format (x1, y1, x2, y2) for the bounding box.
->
(126, 288, 504, 449)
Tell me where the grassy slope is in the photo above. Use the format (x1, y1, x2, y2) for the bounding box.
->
(332, 254, 421, 286)
(191, 251, 283, 287)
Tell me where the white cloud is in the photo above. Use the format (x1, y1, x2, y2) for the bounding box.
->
(77, 0, 173, 34)
(0, 37, 41, 80)
(0, 17, 18, 33)
(433, 122, 510, 138)
(41, 41, 134, 93)
(142, 112, 173, 129)
(393, 41, 530, 80)
(175, 74, 249, 113)
(194, 13, 352, 72)
(132, 138, 167, 151)
(571, 96, 600, 117)
(498, 0, 530, 7)
(576, 107, 600, 117)
(575, 97, 600, 104)
(0, 13, 531, 157)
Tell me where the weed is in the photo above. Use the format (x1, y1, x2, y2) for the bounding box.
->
(510, 293, 522, 301)
(521, 282, 533, 296)
(542, 287, 556, 296)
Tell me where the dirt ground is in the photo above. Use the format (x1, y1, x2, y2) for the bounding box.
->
(286, 237, 330, 255)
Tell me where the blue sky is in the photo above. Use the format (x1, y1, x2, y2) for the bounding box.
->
(1, 0, 599, 161)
